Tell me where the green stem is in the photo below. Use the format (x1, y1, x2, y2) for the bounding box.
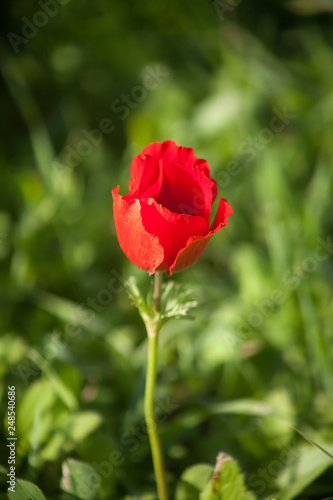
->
(144, 273, 169, 500)
(153, 271, 163, 311)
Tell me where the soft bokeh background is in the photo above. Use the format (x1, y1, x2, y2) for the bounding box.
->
(1, 0, 333, 498)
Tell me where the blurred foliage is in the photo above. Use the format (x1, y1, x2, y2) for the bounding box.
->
(1, 0, 333, 498)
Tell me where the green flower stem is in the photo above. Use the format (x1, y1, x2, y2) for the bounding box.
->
(153, 271, 163, 311)
(144, 272, 169, 500)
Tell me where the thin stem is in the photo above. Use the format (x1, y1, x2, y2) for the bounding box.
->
(144, 329, 169, 500)
(153, 271, 163, 312)
(144, 272, 169, 500)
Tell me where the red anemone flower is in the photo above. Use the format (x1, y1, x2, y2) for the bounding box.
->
(112, 140, 232, 275)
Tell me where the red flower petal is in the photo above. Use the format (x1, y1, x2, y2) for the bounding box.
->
(131, 141, 217, 218)
(128, 154, 163, 199)
(112, 186, 164, 274)
(192, 159, 218, 203)
(160, 140, 197, 166)
(169, 198, 233, 275)
(141, 140, 197, 166)
(140, 198, 208, 273)
(154, 161, 213, 219)
(193, 158, 210, 177)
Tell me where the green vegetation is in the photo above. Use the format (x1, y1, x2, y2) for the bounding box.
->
(0, 0, 332, 498)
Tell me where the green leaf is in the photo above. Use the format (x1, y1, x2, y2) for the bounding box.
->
(16, 379, 57, 456)
(290, 425, 333, 460)
(160, 281, 198, 321)
(175, 464, 214, 500)
(40, 411, 102, 461)
(199, 454, 252, 500)
(125, 276, 198, 327)
(211, 399, 273, 417)
(210, 459, 247, 500)
(61, 458, 100, 500)
(244, 493, 257, 500)
(44, 364, 78, 411)
(125, 276, 149, 311)
(8, 479, 46, 500)
(34, 290, 107, 333)
(0, 333, 26, 365)
(276, 445, 333, 500)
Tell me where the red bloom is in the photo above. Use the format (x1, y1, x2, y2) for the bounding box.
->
(112, 140, 232, 275)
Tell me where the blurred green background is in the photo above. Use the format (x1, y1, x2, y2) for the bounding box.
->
(1, 0, 333, 498)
